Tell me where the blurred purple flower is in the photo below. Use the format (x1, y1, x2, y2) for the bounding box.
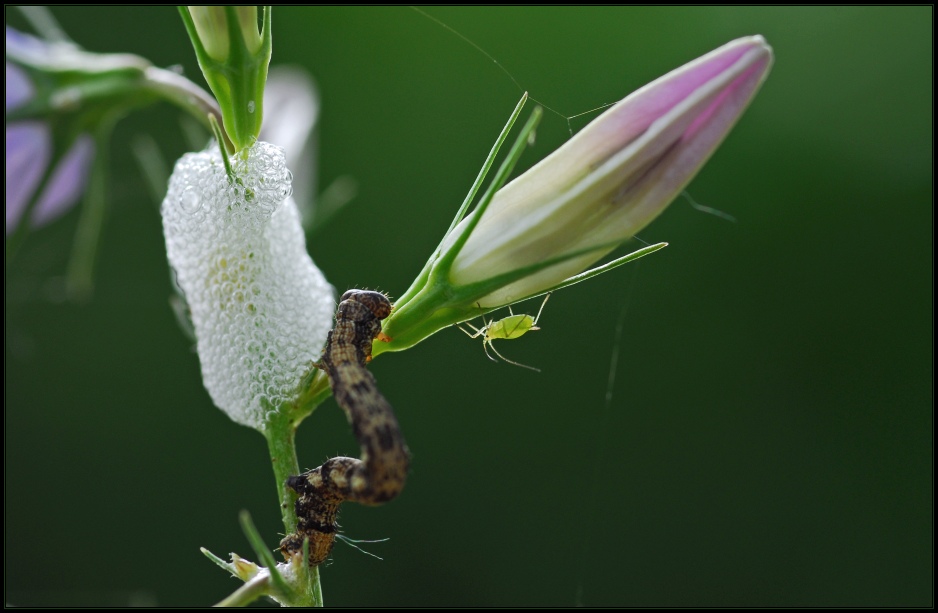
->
(5, 29, 95, 234)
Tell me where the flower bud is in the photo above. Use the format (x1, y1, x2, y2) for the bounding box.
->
(447, 36, 772, 306)
(230, 553, 261, 581)
(180, 7, 270, 151)
(187, 6, 263, 61)
(378, 36, 772, 354)
(188, 7, 231, 61)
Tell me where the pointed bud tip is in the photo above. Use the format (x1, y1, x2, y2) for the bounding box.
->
(738, 35, 774, 67)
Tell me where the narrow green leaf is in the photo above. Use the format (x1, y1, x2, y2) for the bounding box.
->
(131, 134, 169, 206)
(66, 122, 113, 302)
(529, 242, 668, 298)
(238, 510, 293, 599)
(200, 547, 237, 576)
(210, 114, 233, 177)
(394, 93, 528, 308)
(443, 92, 528, 241)
(431, 105, 543, 279)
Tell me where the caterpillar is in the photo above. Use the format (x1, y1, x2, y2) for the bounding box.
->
(280, 290, 410, 566)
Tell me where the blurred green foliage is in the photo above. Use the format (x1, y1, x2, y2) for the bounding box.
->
(5, 6, 932, 607)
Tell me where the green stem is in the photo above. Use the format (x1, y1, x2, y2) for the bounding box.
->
(265, 415, 300, 533)
(66, 119, 115, 302)
(264, 410, 323, 607)
(141, 66, 228, 147)
(5, 145, 61, 261)
(16, 5, 71, 43)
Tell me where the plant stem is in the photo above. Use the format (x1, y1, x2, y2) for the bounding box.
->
(265, 409, 323, 607)
(66, 119, 116, 302)
(5, 145, 60, 262)
(142, 66, 230, 149)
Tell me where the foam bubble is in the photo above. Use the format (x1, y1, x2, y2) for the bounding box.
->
(161, 142, 335, 430)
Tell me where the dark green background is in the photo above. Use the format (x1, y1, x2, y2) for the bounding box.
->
(5, 6, 932, 607)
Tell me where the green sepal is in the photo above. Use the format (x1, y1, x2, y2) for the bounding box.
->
(532, 241, 668, 297)
(200, 547, 238, 576)
(429, 106, 542, 284)
(210, 114, 234, 177)
(395, 92, 530, 308)
(178, 6, 271, 152)
(380, 104, 543, 351)
(378, 236, 658, 356)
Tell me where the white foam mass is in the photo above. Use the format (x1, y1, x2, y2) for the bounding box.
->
(161, 142, 335, 430)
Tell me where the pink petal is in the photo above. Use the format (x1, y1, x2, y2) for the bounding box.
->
(484, 37, 769, 227)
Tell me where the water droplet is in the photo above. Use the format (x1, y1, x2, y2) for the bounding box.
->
(180, 186, 202, 214)
(247, 100, 255, 113)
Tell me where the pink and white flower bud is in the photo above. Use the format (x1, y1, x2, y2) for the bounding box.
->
(447, 36, 773, 306)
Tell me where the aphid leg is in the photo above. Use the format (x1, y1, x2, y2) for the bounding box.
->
(461, 307, 494, 338)
(531, 293, 551, 328)
(458, 321, 485, 339)
(481, 339, 500, 363)
(487, 339, 541, 372)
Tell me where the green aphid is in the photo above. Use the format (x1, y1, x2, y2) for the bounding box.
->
(459, 294, 550, 372)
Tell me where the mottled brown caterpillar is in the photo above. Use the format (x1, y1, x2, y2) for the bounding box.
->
(280, 290, 410, 566)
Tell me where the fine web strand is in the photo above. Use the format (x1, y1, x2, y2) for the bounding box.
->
(409, 7, 617, 137)
(409, 10, 661, 601)
(682, 190, 738, 223)
(573, 262, 641, 607)
(632, 234, 653, 247)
